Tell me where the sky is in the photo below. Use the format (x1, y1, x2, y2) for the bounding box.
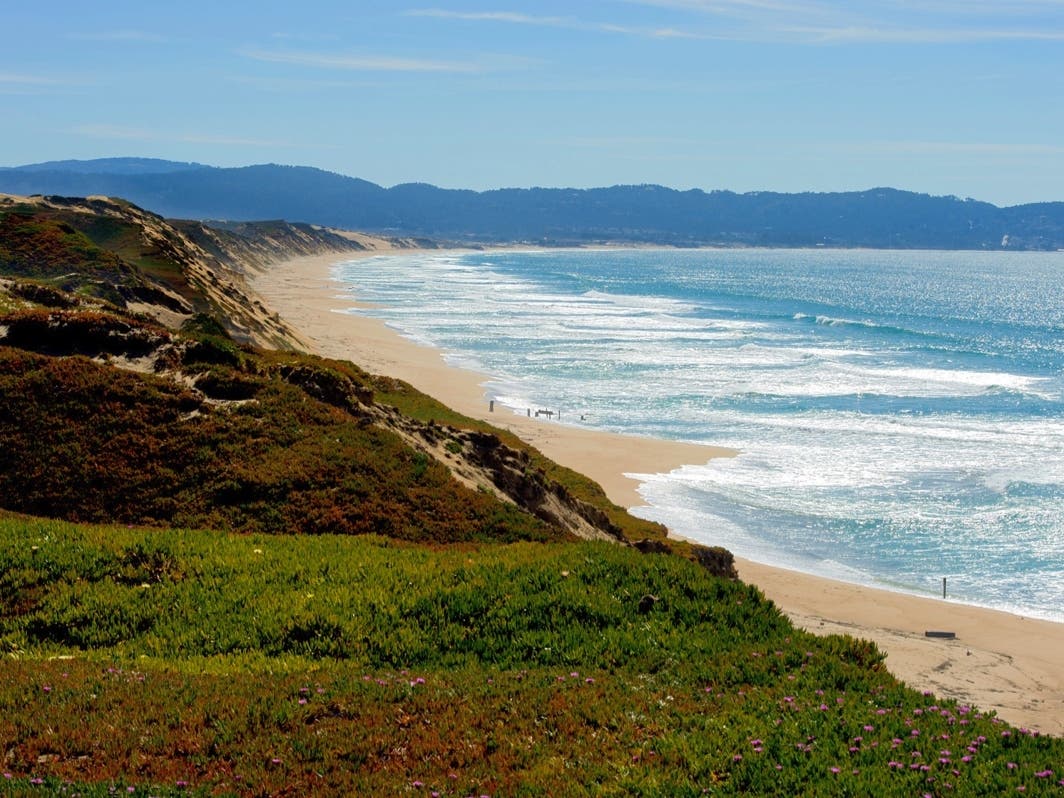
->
(3, 1, 1063, 206)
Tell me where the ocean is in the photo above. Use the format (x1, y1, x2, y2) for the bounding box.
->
(332, 248, 1064, 622)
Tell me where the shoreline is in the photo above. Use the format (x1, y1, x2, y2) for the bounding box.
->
(250, 248, 1064, 736)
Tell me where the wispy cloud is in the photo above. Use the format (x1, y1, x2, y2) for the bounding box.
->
(0, 72, 81, 95)
(66, 30, 165, 43)
(628, 0, 827, 12)
(0, 72, 62, 86)
(406, 10, 570, 25)
(621, 0, 1064, 44)
(239, 47, 484, 73)
(406, 8, 715, 39)
(74, 123, 292, 148)
(227, 75, 384, 92)
(789, 24, 1064, 43)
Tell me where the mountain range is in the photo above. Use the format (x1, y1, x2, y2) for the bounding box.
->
(3, 158, 1063, 250)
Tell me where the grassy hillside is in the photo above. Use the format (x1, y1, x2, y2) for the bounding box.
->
(0, 197, 686, 552)
(2, 517, 1062, 796)
(0, 193, 355, 348)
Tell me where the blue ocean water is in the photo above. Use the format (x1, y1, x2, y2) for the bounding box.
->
(333, 248, 1064, 621)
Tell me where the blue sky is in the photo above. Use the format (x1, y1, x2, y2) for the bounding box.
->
(3, 1, 1063, 205)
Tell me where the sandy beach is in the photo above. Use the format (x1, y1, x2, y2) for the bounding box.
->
(251, 248, 1064, 736)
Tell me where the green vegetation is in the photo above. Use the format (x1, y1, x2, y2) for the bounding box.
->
(0, 340, 559, 544)
(0, 203, 176, 309)
(1, 518, 1062, 796)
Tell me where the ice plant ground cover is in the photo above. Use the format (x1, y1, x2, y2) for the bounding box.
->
(1, 518, 1062, 796)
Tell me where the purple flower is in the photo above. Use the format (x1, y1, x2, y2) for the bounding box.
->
(830, 767, 840, 774)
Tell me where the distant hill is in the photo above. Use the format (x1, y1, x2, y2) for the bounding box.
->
(3, 158, 1063, 249)
(1, 157, 206, 175)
